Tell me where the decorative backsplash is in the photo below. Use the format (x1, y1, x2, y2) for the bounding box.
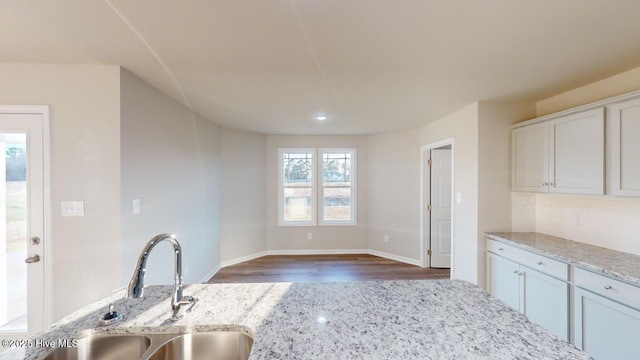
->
(511, 192, 640, 255)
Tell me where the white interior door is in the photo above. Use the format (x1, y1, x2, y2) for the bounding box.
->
(0, 110, 46, 343)
(429, 148, 451, 268)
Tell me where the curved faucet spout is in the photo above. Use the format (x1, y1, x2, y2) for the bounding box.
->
(127, 233, 195, 320)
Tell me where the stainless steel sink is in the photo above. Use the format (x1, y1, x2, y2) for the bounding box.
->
(147, 332, 253, 360)
(38, 330, 253, 360)
(40, 335, 151, 360)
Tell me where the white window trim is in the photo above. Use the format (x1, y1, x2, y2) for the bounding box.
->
(318, 148, 357, 226)
(278, 147, 357, 227)
(278, 148, 317, 226)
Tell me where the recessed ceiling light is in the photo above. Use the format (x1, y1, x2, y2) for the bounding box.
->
(315, 115, 328, 121)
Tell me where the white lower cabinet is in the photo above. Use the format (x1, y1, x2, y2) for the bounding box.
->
(573, 269, 640, 360)
(521, 268, 569, 339)
(486, 252, 569, 340)
(487, 240, 640, 359)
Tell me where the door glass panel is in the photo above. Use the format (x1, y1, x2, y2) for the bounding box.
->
(0, 133, 27, 332)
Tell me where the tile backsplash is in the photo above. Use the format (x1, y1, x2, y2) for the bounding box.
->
(512, 193, 640, 255)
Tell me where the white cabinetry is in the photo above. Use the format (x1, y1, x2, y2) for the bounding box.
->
(574, 268, 640, 360)
(512, 108, 604, 194)
(611, 97, 640, 197)
(486, 241, 569, 340)
(512, 123, 548, 192)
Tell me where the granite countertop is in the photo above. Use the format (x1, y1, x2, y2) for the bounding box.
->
(485, 232, 640, 286)
(0, 280, 589, 360)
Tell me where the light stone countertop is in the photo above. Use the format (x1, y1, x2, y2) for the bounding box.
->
(0, 280, 590, 360)
(485, 232, 640, 286)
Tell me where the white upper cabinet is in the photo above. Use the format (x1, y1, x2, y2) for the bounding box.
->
(611, 98, 640, 197)
(512, 108, 605, 195)
(548, 109, 605, 194)
(512, 123, 548, 192)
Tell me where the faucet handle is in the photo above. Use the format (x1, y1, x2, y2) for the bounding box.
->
(98, 303, 124, 326)
(180, 295, 198, 310)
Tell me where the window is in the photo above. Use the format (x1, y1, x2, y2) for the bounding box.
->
(279, 149, 316, 226)
(319, 149, 355, 225)
(278, 148, 356, 226)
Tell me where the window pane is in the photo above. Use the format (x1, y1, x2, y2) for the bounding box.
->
(1, 134, 27, 331)
(322, 152, 351, 186)
(283, 152, 313, 187)
(284, 187, 312, 221)
(323, 188, 351, 221)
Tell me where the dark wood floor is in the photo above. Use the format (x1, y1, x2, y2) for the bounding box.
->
(207, 254, 450, 283)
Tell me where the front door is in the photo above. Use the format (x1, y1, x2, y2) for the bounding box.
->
(0, 109, 46, 344)
(429, 148, 451, 268)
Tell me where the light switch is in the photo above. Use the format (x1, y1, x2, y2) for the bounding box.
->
(456, 192, 462, 203)
(61, 201, 84, 217)
(132, 199, 141, 214)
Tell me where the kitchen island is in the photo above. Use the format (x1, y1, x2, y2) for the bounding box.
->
(0, 280, 590, 360)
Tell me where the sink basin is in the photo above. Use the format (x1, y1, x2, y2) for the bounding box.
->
(147, 332, 253, 360)
(40, 335, 151, 360)
(38, 330, 253, 360)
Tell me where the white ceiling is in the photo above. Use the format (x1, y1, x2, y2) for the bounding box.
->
(3, 0, 640, 135)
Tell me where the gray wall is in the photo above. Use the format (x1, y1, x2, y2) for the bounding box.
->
(266, 135, 368, 252)
(220, 128, 267, 263)
(367, 129, 422, 262)
(0, 63, 122, 321)
(120, 69, 221, 286)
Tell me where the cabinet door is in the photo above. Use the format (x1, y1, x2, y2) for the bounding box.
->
(612, 98, 640, 196)
(549, 108, 605, 195)
(512, 123, 548, 192)
(487, 253, 520, 310)
(522, 267, 569, 340)
(574, 287, 640, 360)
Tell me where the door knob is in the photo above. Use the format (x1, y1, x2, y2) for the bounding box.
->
(25, 254, 41, 264)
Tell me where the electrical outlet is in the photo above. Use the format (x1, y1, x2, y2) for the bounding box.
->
(384, 235, 389, 243)
(307, 232, 313, 240)
(132, 199, 141, 214)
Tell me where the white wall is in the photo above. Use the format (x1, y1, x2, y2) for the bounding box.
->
(220, 128, 267, 264)
(420, 103, 479, 283)
(266, 135, 368, 252)
(477, 101, 535, 286)
(120, 68, 221, 286)
(0, 63, 121, 321)
(367, 129, 422, 263)
(513, 65, 640, 255)
(537, 66, 640, 116)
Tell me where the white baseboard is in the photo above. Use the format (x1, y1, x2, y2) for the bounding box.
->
(367, 249, 422, 266)
(267, 249, 369, 256)
(200, 264, 221, 283)
(221, 251, 269, 268)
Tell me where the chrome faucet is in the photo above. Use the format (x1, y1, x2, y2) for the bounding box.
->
(127, 233, 197, 320)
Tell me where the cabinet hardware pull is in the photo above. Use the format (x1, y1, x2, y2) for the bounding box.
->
(498, 247, 504, 251)
(542, 182, 548, 186)
(603, 284, 612, 290)
(537, 261, 543, 265)
(519, 272, 524, 276)
(513, 270, 519, 274)
(549, 182, 554, 186)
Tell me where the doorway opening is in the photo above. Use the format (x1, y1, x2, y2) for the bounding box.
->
(0, 105, 51, 343)
(421, 139, 454, 272)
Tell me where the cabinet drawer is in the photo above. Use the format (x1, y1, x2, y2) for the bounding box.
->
(574, 268, 640, 310)
(487, 239, 568, 280)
